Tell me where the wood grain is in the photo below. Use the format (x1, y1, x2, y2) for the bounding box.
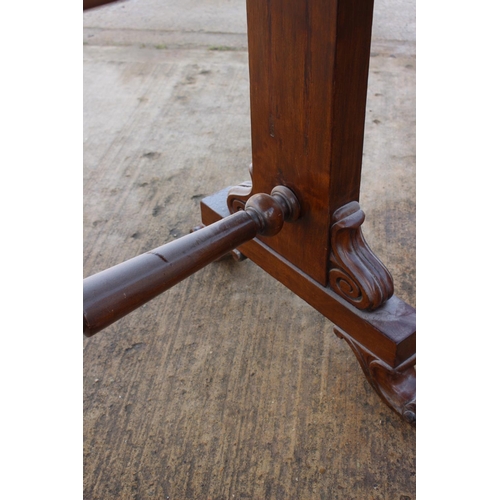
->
(246, 0, 375, 286)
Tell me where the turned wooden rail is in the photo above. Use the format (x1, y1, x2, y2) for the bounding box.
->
(83, 187, 300, 337)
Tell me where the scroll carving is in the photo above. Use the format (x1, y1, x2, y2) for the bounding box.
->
(227, 164, 254, 213)
(329, 201, 393, 310)
(335, 328, 416, 424)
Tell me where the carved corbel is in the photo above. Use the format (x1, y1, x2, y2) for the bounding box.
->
(227, 164, 254, 213)
(334, 328, 416, 423)
(329, 201, 394, 310)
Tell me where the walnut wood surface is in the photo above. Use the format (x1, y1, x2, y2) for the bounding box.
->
(246, 0, 375, 285)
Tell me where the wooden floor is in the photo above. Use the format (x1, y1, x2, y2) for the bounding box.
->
(83, 20, 416, 500)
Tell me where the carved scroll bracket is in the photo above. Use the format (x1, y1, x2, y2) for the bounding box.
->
(329, 201, 394, 310)
(227, 164, 255, 214)
(335, 327, 416, 424)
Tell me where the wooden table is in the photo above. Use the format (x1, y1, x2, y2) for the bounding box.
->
(83, 0, 416, 423)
